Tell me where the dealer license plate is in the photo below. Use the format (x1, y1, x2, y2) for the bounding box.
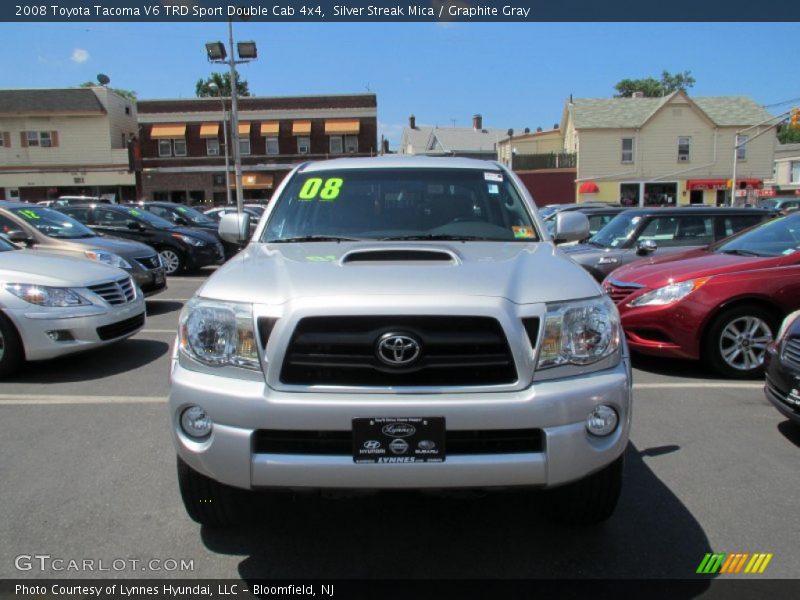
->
(352, 417, 445, 464)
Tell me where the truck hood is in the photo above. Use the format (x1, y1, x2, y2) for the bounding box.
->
(198, 242, 602, 305)
(609, 248, 782, 288)
(0, 249, 129, 287)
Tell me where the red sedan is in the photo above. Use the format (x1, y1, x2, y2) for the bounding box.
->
(603, 213, 800, 378)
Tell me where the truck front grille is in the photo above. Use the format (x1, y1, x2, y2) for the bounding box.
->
(279, 316, 519, 387)
(781, 337, 800, 369)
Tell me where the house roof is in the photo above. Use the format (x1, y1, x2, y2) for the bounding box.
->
(0, 88, 106, 116)
(568, 93, 773, 129)
(401, 125, 509, 154)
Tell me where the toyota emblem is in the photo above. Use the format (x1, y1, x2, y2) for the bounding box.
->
(376, 332, 421, 367)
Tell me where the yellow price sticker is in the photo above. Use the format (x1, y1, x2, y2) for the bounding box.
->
(298, 177, 344, 201)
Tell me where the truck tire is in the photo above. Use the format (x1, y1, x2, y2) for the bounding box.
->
(0, 313, 24, 379)
(177, 457, 246, 527)
(542, 454, 623, 526)
(704, 305, 777, 379)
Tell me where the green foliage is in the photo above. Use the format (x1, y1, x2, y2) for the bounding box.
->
(614, 70, 696, 98)
(78, 81, 137, 101)
(777, 124, 800, 144)
(195, 72, 250, 97)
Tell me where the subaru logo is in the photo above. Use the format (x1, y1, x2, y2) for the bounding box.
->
(376, 332, 421, 367)
(382, 423, 416, 437)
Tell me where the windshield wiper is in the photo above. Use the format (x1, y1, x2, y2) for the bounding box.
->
(267, 235, 364, 243)
(719, 249, 763, 257)
(380, 234, 496, 241)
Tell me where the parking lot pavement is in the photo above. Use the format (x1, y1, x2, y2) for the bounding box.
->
(1, 269, 798, 580)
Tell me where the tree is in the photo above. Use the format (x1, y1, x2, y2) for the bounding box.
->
(614, 70, 696, 98)
(78, 81, 137, 101)
(777, 124, 800, 144)
(195, 72, 250, 97)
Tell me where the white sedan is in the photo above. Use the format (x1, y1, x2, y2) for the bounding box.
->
(0, 235, 146, 378)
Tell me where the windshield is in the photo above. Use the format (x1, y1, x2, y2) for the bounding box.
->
(714, 213, 800, 257)
(120, 207, 177, 229)
(263, 168, 538, 242)
(587, 213, 642, 248)
(10, 206, 96, 239)
(758, 199, 778, 209)
(173, 205, 215, 224)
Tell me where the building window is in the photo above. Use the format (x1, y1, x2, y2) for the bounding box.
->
(345, 135, 358, 154)
(266, 137, 279, 155)
(125, 106, 131, 115)
(0, 132, 7, 147)
(736, 134, 748, 161)
(212, 174, 226, 186)
(329, 136, 343, 154)
(678, 136, 691, 162)
(791, 161, 800, 184)
(621, 138, 634, 163)
(158, 140, 172, 157)
(206, 138, 220, 156)
(239, 138, 251, 156)
(173, 139, 187, 157)
(298, 136, 310, 154)
(26, 131, 40, 147)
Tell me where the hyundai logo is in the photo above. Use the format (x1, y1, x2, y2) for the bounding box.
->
(376, 333, 421, 367)
(363, 440, 381, 449)
(382, 423, 416, 437)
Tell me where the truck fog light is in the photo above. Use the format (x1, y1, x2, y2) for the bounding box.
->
(180, 405, 213, 439)
(586, 405, 618, 437)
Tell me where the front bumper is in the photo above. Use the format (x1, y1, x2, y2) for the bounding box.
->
(132, 268, 167, 297)
(169, 358, 632, 491)
(618, 304, 700, 360)
(185, 243, 225, 270)
(764, 346, 800, 424)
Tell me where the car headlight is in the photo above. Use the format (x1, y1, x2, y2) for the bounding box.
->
(628, 277, 709, 307)
(172, 233, 206, 247)
(179, 297, 259, 369)
(538, 296, 620, 368)
(3, 283, 90, 307)
(84, 250, 132, 269)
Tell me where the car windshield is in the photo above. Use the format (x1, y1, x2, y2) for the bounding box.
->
(587, 213, 641, 248)
(539, 206, 559, 219)
(172, 205, 215, 224)
(714, 213, 800, 257)
(758, 199, 779, 209)
(121, 207, 177, 229)
(263, 168, 538, 242)
(244, 205, 266, 217)
(10, 206, 96, 239)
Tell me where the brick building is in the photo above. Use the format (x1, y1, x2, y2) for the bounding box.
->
(135, 93, 378, 205)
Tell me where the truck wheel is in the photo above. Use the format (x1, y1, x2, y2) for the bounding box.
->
(542, 454, 623, 526)
(177, 457, 245, 527)
(0, 313, 24, 379)
(704, 305, 777, 379)
(159, 249, 184, 275)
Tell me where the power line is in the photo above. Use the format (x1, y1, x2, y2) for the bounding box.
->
(762, 96, 800, 109)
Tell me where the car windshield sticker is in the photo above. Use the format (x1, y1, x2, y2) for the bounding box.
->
(128, 209, 141, 216)
(487, 184, 500, 195)
(298, 177, 344, 201)
(512, 226, 535, 239)
(177, 207, 187, 213)
(18, 209, 40, 220)
(484, 172, 503, 182)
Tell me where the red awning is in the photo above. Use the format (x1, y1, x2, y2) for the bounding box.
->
(735, 178, 762, 189)
(686, 179, 727, 191)
(578, 182, 599, 193)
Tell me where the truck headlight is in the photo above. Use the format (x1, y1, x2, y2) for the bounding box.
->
(3, 283, 89, 307)
(179, 297, 259, 369)
(84, 250, 132, 269)
(538, 296, 620, 368)
(628, 277, 709, 307)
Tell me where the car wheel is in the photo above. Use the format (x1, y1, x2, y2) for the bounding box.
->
(0, 313, 24, 379)
(705, 305, 777, 379)
(159, 249, 184, 275)
(177, 457, 247, 527)
(541, 454, 623, 526)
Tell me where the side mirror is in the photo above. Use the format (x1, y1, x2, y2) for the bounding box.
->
(127, 220, 144, 231)
(6, 230, 34, 247)
(219, 212, 251, 245)
(173, 216, 188, 226)
(553, 211, 590, 244)
(637, 239, 657, 255)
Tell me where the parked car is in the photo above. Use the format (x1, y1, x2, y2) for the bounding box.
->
(563, 207, 776, 282)
(0, 202, 166, 296)
(171, 156, 631, 528)
(764, 310, 800, 425)
(129, 201, 238, 259)
(543, 206, 627, 239)
(54, 196, 114, 207)
(203, 205, 262, 237)
(604, 213, 800, 378)
(758, 196, 800, 215)
(59, 204, 224, 276)
(0, 234, 146, 378)
(539, 202, 619, 220)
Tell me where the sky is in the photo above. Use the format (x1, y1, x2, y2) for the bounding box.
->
(1, 21, 799, 147)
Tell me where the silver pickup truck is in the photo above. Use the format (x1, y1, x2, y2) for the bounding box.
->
(169, 156, 631, 527)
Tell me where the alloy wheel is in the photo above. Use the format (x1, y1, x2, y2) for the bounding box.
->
(159, 250, 181, 275)
(718, 316, 773, 371)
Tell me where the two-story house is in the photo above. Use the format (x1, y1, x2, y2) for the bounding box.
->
(771, 143, 800, 197)
(399, 114, 509, 160)
(562, 91, 776, 206)
(0, 87, 137, 202)
(135, 93, 377, 205)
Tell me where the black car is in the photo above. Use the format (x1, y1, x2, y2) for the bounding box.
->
(562, 207, 777, 282)
(765, 311, 800, 426)
(543, 206, 627, 239)
(130, 201, 238, 259)
(60, 205, 224, 275)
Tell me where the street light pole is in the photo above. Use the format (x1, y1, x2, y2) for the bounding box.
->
(208, 82, 232, 206)
(227, 19, 244, 214)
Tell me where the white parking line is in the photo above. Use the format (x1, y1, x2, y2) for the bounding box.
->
(0, 394, 167, 405)
(147, 298, 191, 302)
